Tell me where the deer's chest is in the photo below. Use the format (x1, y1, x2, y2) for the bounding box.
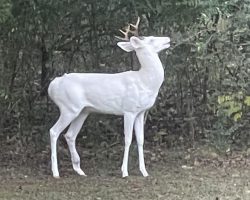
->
(122, 82, 157, 112)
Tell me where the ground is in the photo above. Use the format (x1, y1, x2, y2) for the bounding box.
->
(0, 142, 250, 200)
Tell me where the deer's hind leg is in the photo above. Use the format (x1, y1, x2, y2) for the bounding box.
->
(64, 110, 89, 176)
(50, 109, 79, 178)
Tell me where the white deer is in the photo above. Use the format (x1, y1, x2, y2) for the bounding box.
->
(48, 17, 170, 178)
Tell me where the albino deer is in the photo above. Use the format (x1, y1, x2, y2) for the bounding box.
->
(48, 17, 170, 178)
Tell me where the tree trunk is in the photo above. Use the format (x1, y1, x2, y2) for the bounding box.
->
(40, 37, 49, 96)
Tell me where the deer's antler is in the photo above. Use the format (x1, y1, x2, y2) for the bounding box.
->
(115, 17, 141, 40)
(129, 17, 140, 36)
(115, 24, 131, 41)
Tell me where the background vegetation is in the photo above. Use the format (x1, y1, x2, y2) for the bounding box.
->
(0, 0, 249, 155)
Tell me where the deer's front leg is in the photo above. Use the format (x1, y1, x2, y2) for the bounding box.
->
(134, 111, 149, 177)
(121, 113, 136, 177)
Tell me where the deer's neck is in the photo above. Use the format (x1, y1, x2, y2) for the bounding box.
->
(136, 51, 164, 90)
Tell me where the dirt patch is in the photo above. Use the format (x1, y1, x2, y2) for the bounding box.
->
(0, 143, 250, 200)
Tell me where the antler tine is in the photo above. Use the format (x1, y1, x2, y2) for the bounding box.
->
(129, 17, 140, 36)
(115, 17, 140, 41)
(115, 24, 130, 41)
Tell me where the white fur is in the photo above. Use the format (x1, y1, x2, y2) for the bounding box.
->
(48, 36, 170, 178)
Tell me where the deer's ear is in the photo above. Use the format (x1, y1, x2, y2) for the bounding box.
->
(117, 42, 134, 52)
(130, 36, 142, 49)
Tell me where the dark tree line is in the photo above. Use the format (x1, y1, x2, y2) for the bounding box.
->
(0, 0, 249, 152)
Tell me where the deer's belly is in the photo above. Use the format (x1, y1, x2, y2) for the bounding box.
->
(86, 93, 155, 115)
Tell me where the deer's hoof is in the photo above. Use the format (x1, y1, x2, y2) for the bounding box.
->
(122, 171, 129, 178)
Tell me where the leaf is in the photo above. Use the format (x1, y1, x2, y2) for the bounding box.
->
(233, 112, 242, 121)
(218, 95, 225, 104)
(244, 96, 250, 106)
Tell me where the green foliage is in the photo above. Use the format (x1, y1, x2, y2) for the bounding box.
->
(244, 96, 250, 106)
(217, 93, 250, 122)
(0, 0, 12, 23)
